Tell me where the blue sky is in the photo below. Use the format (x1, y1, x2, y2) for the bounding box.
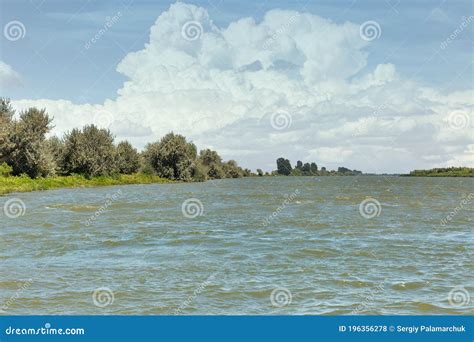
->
(1, 1, 473, 172)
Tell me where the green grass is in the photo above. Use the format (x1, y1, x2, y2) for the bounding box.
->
(0, 173, 171, 195)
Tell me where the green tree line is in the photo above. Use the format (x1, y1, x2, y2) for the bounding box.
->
(0, 98, 252, 181)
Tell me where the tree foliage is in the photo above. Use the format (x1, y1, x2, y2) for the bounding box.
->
(1, 107, 55, 178)
(0, 100, 250, 182)
(61, 125, 117, 177)
(116, 141, 140, 174)
(143, 133, 197, 181)
(276, 157, 292, 175)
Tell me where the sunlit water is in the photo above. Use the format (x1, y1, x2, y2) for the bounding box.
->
(1, 176, 473, 315)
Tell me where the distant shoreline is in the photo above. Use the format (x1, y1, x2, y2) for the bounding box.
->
(402, 167, 473, 177)
(2, 169, 473, 196)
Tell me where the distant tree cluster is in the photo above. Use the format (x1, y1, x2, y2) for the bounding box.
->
(275, 157, 362, 176)
(0, 98, 251, 181)
(406, 167, 473, 177)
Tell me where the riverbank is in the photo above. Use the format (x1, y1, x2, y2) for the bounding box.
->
(0, 174, 171, 195)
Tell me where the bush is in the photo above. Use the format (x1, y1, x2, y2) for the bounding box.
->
(0, 162, 13, 177)
(223, 160, 244, 178)
(1, 107, 56, 178)
(143, 133, 197, 181)
(116, 141, 140, 174)
(198, 149, 225, 179)
(61, 125, 117, 177)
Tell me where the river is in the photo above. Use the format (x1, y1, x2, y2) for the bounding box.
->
(1, 176, 472, 314)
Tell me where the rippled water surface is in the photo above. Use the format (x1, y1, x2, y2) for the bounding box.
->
(1, 176, 473, 315)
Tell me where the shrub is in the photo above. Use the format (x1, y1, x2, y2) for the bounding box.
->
(0, 162, 13, 177)
(143, 133, 197, 181)
(1, 107, 56, 178)
(116, 141, 140, 174)
(61, 125, 117, 177)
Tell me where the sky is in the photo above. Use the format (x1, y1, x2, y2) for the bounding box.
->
(0, 0, 473, 173)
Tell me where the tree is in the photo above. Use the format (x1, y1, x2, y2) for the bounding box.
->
(143, 132, 197, 181)
(256, 168, 264, 176)
(223, 160, 244, 178)
(198, 148, 225, 179)
(0, 98, 15, 164)
(310, 162, 318, 174)
(46, 136, 64, 175)
(61, 125, 117, 177)
(2, 107, 56, 178)
(116, 141, 140, 174)
(276, 157, 292, 175)
(302, 162, 311, 175)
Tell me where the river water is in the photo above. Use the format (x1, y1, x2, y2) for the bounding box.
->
(1, 176, 473, 315)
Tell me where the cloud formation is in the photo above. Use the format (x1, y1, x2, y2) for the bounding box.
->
(0, 61, 22, 89)
(9, 2, 474, 172)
